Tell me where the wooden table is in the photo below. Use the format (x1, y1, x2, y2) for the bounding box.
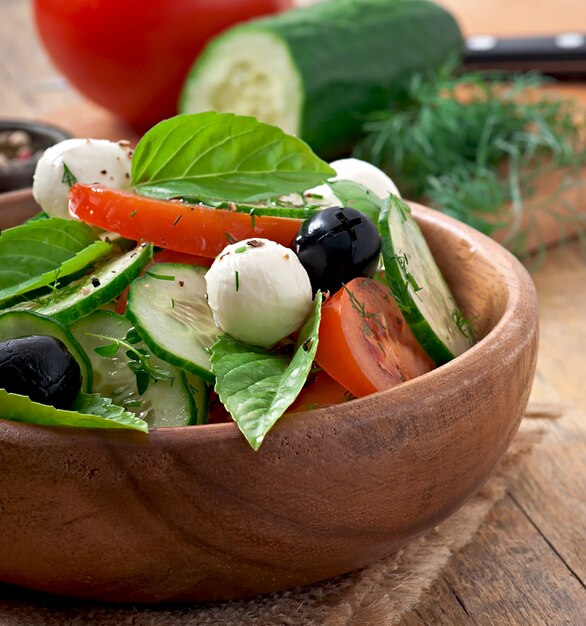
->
(1, 1, 585, 623)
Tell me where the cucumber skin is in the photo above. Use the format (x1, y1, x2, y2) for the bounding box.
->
(126, 264, 216, 384)
(71, 310, 207, 427)
(35, 244, 153, 326)
(184, 0, 462, 159)
(378, 197, 467, 366)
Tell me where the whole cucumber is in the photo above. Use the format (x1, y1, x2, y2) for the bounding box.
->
(180, 0, 462, 158)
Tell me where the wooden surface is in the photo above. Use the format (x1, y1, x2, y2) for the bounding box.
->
(0, 0, 585, 622)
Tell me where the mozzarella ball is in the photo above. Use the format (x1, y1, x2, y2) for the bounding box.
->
(33, 138, 133, 219)
(305, 157, 401, 202)
(328, 158, 401, 198)
(205, 238, 313, 348)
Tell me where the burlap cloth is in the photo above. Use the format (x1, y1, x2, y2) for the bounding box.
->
(0, 407, 558, 626)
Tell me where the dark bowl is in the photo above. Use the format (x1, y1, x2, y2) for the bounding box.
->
(0, 120, 71, 193)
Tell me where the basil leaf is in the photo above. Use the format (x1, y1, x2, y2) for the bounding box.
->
(0, 241, 111, 306)
(0, 389, 148, 433)
(0, 218, 108, 305)
(211, 295, 321, 450)
(328, 179, 383, 225)
(132, 112, 335, 203)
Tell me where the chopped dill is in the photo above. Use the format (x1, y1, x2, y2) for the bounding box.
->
(61, 163, 78, 188)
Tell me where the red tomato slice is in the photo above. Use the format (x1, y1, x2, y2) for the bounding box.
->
(316, 278, 435, 397)
(153, 250, 213, 268)
(287, 370, 350, 414)
(69, 184, 303, 258)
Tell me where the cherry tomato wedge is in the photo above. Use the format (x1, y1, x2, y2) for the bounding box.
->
(316, 277, 435, 397)
(152, 250, 213, 268)
(69, 184, 303, 258)
(287, 371, 350, 413)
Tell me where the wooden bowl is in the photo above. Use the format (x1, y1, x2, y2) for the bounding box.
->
(0, 190, 538, 603)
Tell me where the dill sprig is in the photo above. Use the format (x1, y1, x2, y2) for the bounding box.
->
(354, 67, 586, 260)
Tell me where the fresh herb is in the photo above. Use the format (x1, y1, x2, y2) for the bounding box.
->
(61, 162, 78, 188)
(225, 232, 237, 244)
(0, 389, 148, 433)
(356, 68, 586, 258)
(24, 244, 153, 324)
(234, 246, 248, 254)
(343, 285, 386, 354)
(235, 270, 240, 292)
(145, 270, 175, 281)
(327, 179, 383, 225)
(131, 112, 335, 203)
(88, 329, 173, 395)
(210, 293, 322, 450)
(0, 218, 111, 306)
(395, 254, 422, 292)
(452, 307, 476, 343)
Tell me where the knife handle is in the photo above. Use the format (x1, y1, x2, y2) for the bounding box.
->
(464, 33, 586, 79)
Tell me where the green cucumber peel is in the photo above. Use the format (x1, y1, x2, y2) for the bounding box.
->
(210, 293, 321, 450)
(0, 241, 111, 306)
(0, 218, 110, 306)
(379, 195, 474, 365)
(71, 310, 207, 427)
(131, 112, 335, 203)
(0, 389, 148, 433)
(25, 243, 153, 325)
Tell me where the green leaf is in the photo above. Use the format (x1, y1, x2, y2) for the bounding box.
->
(0, 218, 110, 305)
(0, 389, 148, 433)
(61, 162, 78, 188)
(211, 294, 322, 450)
(94, 342, 120, 357)
(132, 112, 335, 203)
(327, 179, 384, 225)
(135, 369, 150, 395)
(0, 241, 111, 306)
(124, 328, 142, 345)
(145, 270, 175, 281)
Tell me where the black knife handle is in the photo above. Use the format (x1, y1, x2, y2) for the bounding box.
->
(463, 33, 586, 79)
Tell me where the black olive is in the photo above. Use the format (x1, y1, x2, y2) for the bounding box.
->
(293, 206, 382, 294)
(0, 335, 82, 409)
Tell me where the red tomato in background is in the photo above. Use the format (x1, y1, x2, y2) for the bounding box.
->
(34, 0, 293, 130)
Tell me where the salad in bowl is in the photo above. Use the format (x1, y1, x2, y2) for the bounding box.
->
(0, 113, 538, 603)
(0, 112, 473, 449)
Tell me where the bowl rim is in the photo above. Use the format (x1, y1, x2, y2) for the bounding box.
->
(0, 192, 536, 443)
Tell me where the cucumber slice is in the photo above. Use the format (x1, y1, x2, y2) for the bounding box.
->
(126, 263, 218, 382)
(379, 196, 474, 365)
(216, 202, 319, 220)
(17, 244, 153, 325)
(181, 0, 462, 158)
(0, 310, 92, 392)
(71, 310, 208, 427)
